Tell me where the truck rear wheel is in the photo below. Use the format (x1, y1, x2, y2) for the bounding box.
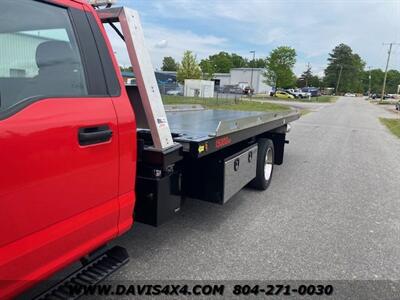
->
(249, 138, 274, 190)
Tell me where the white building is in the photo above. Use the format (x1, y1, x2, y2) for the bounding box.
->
(213, 73, 230, 87)
(184, 79, 214, 98)
(213, 68, 272, 94)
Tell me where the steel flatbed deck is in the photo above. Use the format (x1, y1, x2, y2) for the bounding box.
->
(164, 105, 300, 158)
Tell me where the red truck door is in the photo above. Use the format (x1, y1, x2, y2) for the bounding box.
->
(0, 0, 123, 297)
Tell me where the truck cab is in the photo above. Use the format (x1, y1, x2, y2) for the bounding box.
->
(0, 0, 136, 297)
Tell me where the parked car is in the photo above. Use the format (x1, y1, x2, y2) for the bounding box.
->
(222, 84, 242, 94)
(215, 86, 225, 93)
(274, 91, 295, 99)
(344, 93, 356, 97)
(371, 93, 388, 100)
(302, 87, 321, 97)
(395, 102, 400, 111)
(166, 88, 183, 96)
(286, 89, 311, 99)
(243, 86, 254, 95)
(229, 85, 244, 94)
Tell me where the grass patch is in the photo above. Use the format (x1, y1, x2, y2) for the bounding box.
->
(380, 118, 400, 138)
(162, 95, 291, 112)
(377, 100, 398, 105)
(313, 95, 338, 103)
(254, 95, 337, 103)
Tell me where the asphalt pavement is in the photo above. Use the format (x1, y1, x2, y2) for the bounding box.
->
(110, 97, 400, 284)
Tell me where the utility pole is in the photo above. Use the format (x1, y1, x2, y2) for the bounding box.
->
(381, 42, 400, 101)
(368, 66, 372, 99)
(305, 62, 311, 87)
(250, 50, 255, 93)
(335, 65, 343, 95)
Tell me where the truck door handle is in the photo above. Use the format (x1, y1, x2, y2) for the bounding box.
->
(78, 125, 113, 146)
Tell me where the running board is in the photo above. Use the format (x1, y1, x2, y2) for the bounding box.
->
(34, 246, 129, 300)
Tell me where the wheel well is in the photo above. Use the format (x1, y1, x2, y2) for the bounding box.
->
(258, 126, 287, 165)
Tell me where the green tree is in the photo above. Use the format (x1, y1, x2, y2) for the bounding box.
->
(263, 46, 297, 88)
(297, 65, 312, 87)
(200, 60, 215, 80)
(297, 65, 322, 87)
(120, 66, 133, 73)
(200, 52, 233, 73)
(200, 52, 268, 74)
(200, 52, 262, 74)
(324, 44, 365, 93)
(161, 56, 179, 71)
(231, 53, 248, 68)
(176, 51, 202, 83)
(361, 69, 383, 94)
(361, 69, 400, 94)
(386, 70, 400, 94)
(309, 75, 323, 87)
(248, 58, 267, 68)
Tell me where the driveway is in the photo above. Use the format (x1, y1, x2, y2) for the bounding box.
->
(109, 96, 400, 296)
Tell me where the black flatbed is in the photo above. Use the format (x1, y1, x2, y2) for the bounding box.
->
(164, 106, 299, 158)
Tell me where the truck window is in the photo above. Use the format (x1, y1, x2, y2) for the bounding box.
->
(0, 0, 88, 115)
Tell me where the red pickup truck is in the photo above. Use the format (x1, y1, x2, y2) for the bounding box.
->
(0, 0, 299, 298)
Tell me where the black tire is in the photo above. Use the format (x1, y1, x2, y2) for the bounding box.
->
(249, 138, 274, 190)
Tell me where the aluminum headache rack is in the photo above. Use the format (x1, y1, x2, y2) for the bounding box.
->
(96, 7, 175, 151)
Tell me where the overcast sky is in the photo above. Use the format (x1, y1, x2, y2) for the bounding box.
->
(109, 0, 400, 76)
